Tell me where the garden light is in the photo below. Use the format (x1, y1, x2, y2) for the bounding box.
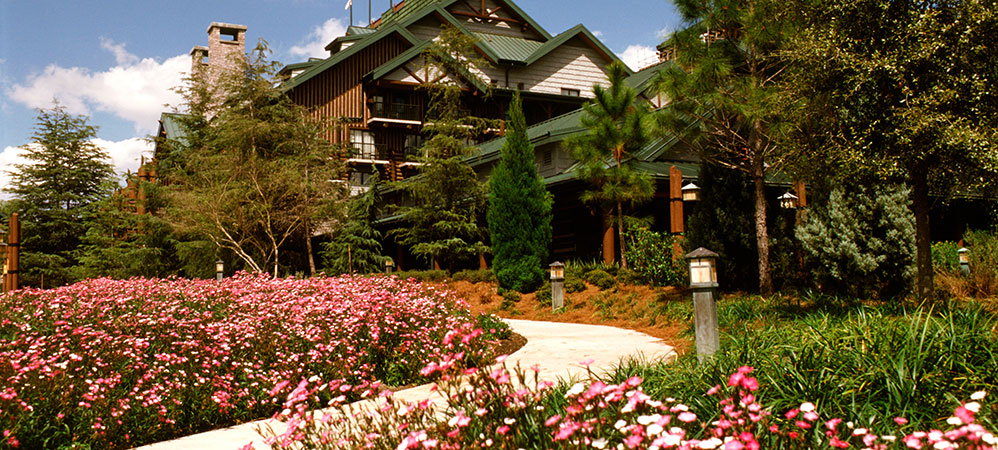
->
(550, 261, 565, 310)
(685, 247, 719, 362)
(959, 247, 970, 275)
(216, 259, 224, 281)
(385, 259, 394, 274)
(682, 182, 700, 201)
(779, 191, 799, 209)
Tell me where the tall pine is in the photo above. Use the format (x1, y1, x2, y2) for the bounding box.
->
(4, 105, 116, 287)
(487, 93, 552, 292)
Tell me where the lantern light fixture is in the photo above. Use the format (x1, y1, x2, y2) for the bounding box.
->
(215, 259, 224, 281)
(549, 262, 565, 281)
(685, 247, 719, 288)
(778, 191, 799, 209)
(682, 183, 701, 202)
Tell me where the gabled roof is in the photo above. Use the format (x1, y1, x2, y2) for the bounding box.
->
(159, 113, 190, 142)
(374, 0, 552, 40)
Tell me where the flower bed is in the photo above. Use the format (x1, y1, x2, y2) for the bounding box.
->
(0, 273, 499, 449)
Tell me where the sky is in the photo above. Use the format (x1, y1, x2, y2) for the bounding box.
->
(0, 0, 683, 196)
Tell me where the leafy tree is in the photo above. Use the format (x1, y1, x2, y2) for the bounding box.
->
(321, 167, 387, 274)
(163, 42, 344, 276)
(787, 0, 998, 299)
(566, 61, 654, 269)
(3, 104, 117, 287)
(392, 26, 494, 271)
(487, 93, 553, 292)
(654, 0, 795, 294)
(796, 185, 915, 299)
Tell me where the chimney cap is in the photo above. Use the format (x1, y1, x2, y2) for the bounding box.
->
(190, 45, 209, 57)
(207, 22, 248, 34)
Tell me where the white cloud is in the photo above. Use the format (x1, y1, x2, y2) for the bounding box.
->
(592, 30, 604, 38)
(658, 25, 675, 40)
(6, 41, 187, 137)
(289, 18, 348, 59)
(619, 45, 659, 72)
(1, 138, 151, 200)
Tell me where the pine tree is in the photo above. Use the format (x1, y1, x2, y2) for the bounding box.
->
(321, 168, 386, 274)
(487, 93, 553, 292)
(654, 0, 795, 295)
(4, 104, 117, 287)
(566, 61, 654, 269)
(392, 26, 494, 271)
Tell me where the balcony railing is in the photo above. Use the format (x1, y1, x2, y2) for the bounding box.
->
(348, 143, 391, 161)
(370, 102, 423, 122)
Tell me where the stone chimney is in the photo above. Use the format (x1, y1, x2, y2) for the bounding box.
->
(190, 22, 247, 88)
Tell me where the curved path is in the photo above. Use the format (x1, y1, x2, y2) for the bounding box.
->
(135, 319, 676, 450)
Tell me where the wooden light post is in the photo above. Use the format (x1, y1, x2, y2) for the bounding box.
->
(550, 262, 565, 311)
(3, 214, 20, 292)
(685, 247, 719, 362)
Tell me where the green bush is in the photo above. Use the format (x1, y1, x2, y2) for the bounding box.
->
(475, 313, 511, 340)
(535, 281, 552, 305)
(622, 227, 688, 286)
(565, 278, 587, 293)
(965, 229, 998, 278)
(932, 240, 961, 272)
(452, 269, 496, 283)
(500, 289, 521, 310)
(394, 269, 449, 282)
(796, 184, 915, 299)
(584, 269, 616, 290)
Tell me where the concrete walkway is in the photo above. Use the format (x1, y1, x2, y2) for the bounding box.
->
(135, 319, 676, 450)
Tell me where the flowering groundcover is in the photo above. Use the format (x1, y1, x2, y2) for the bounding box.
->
(0, 273, 501, 449)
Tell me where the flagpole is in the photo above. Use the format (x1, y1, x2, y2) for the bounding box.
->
(369, 0, 372, 25)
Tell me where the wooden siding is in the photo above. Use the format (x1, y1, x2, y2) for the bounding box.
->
(288, 36, 410, 143)
(508, 41, 611, 98)
(449, 0, 543, 40)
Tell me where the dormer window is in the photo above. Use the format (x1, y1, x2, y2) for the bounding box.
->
(561, 88, 580, 97)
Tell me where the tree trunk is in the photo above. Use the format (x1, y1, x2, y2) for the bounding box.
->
(617, 200, 628, 269)
(911, 170, 933, 300)
(304, 218, 316, 276)
(602, 212, 616, 266)
(753, 167, 773, 296)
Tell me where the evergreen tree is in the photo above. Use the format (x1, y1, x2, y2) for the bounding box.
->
(393, 26, 494, 271)
(321, 168, 387, 274)
(163, 42, 343, 276)
(566, 61, 654, 269)
(4, 104, 116, 287)
(487, 93, 552, 292)
(654, 0, 795, 295)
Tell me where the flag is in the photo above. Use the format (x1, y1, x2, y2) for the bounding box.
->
(345, 0, 352, 10)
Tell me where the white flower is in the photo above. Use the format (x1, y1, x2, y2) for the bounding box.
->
(965, 402, 981, 413)
(647, 424, 664, 436)
(614, 419, 628, 430)
(971, 391, 987, 401)
(637, 414, 661, 425)
(504, 417, 516, 425)
(947, 416, 963, 425)
(566, 383, 585, 398)
(800, 402, 815, 412)
(592, 438, 608, 449)
(698, 438, 723, 449)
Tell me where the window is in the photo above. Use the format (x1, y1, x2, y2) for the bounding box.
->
(349, 171, 373, 186)
(349, 129, 376, 159)
(542, 149, 553, 166)
(561, 88, 580, 97)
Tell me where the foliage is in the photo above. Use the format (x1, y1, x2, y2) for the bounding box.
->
(321, 168, 386, 275)
(393, 26, 493, 271)
(76, 191, 179, 280)
(685, 161, 759, 291)
(565, 278, 587, 294)
(796, 185, 915, 299)
(584, 269, 616, 290)
(932, 241, 961, 272)
(163, 42, 343, 277)
(394, 269, 449, 282)
(451, 269, 495, 283)
(499, 289, 521, 311)
(936, 230, 998, 299)
(265, 306, 997, 449)
(786, 0, 998, 299)
(622, 227, 688, 287)
(0, 273, 494, 449)
(965, 229, 998, 281)
(474, 312, 511, 340)
(487, 92, 553, 293)
(654, 0, 796, 295)
(566, 62, 654, 269)
(2, 104, 117, 287)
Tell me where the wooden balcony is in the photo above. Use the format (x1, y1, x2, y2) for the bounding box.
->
(347, 143, 391, 164)
(369, 102, 423, 125)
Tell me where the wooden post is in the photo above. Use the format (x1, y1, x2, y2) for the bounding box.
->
(669, 166, 684, 234)
(602, 223, 615, 266)
(793, 181, 807, 208)
(5, 213, 20, 292)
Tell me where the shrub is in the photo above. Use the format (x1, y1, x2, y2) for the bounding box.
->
(475, 313, 511, 340)
(394, 269, 448, 282)
(535, 281, 552, 305)
(622, 227, 688, 286)
(565, 278, 587, 293)
(932, 240, 961, 272)
(452, 269, 496, 283)
(500, 289, 521, 310)
(796, 184, 915, 299)
(584, 269, 616, 290)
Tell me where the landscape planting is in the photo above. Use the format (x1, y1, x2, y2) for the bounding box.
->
(0, 273, 505, 449)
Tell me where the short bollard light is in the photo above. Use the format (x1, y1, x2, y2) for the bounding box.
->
(550, 261, 565, 311)
(959, 247, 970, 275)
(215, 259, 224, 281)
(385, 259, 394, 274)
(685, 247, 719, 362)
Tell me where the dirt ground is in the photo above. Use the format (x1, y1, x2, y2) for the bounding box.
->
(438, 279, 695, 355)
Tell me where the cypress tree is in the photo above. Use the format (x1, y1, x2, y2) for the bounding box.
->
(487, 93, 553, 292)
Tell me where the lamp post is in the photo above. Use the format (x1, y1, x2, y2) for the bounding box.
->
(685, 247, 719, 362)
(778, 191, 799, 209)
(958, 247, 970, 276)
(550, 262, 565, 311)
(682, 183, 701, 202)
(385, 259, 395, 274)
(216, 259, 224, 281)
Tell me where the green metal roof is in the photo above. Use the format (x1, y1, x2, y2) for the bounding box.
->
(364, 41, 433, 81)
(522, 25, 626, 72)
(473, 32, 544, 64)
(160, 113, 190, 142)
(376, 0, 552, 40)
(347, 26, 376, 35)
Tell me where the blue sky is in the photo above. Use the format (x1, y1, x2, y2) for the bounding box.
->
(0, 0, 682, 194)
